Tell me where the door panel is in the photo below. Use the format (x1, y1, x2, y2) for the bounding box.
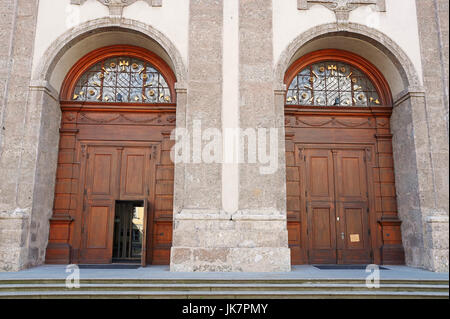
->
(298, 147, 372, 264)
(312, 207, 333, 249)
(152, 221, 173, 264)
(120, 147, 151, 200)
(304, 149, 337, 263)
(308, 205, 337, 264)
(83, 202, 115, 263)
(80, 146, 119, 263)
(334, 150, 368, 202)
(305, 149, 335, 202)
(334, 149, 371, 263)
(89, 151, 116, 198)
(86, 205, 111, 249)
(344, 207, 366, 250)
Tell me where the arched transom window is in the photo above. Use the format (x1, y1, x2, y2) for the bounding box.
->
(286, 61, 381, 107)
(72, 56, 172, 103)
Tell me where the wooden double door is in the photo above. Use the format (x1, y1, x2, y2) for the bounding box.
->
(79, 144, 152, 264)
(300, 147, 372, 264)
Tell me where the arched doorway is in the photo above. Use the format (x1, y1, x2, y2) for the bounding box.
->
(284, 49, 404, 265)
(46, 45, 176, 265)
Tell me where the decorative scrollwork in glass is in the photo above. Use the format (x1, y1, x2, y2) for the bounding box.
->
(72, 56, 172, 103)
(286, 61, 381, 107)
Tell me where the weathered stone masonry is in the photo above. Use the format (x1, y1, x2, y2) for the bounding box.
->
(0, 0, 448, 272)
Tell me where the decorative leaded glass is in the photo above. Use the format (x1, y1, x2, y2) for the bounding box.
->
(286, 61, 381, 107)
(72, 56, 172, 103)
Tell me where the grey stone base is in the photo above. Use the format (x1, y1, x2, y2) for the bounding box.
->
(170, 247, 291, 272)
(424, 215, 449, 272)
(170, 211, 291, 272)
(0, 210, 29, 272)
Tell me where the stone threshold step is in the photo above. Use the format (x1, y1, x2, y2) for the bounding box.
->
(1, 279, 448, 285)
(0, 290, 447, 299)
(0, 283, 448, 293)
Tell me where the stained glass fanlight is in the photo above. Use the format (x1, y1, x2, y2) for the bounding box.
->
(286, 61, 381, 107)
(72, 56, 172, 103)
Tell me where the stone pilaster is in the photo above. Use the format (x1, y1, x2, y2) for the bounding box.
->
(391, 89, 448, 272)
(170, 0, 290, 271)
(414, 0, 449, 272)
(236, 0, 290, 271)
(170, 0, 226, 271)
(0, 0, 41, 271)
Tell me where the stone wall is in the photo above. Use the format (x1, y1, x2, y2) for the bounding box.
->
(0, 0, 41, 271)
(0, 0, 447, 272)
(170, 0, 290, 272)
(413, 0, 449, 272)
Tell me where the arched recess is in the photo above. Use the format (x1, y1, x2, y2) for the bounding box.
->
(36, 20, 187, 266)
(275, 23, 433, 268)
(45, 44, 178, 265)
(33, 18, 187, 90)
(283, 48, 405, 265)
(24, 18, 187, 268)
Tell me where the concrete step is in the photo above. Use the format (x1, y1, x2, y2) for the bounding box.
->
(1, 278, 448, 285)
(0, 283, 448, 293)
(0, 278, 447, 299)
(0, 289, 447, 299)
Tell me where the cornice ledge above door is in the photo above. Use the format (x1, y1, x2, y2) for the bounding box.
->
(71, 0, 162, 18)
(297, 0, 386, 26)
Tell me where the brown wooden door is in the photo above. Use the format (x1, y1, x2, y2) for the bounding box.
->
(80, 146, 119, 263)
(80, 145, 153, 264)
(334, 149, 371, 264)
(304, 149, 337, 264)
(303, 147, 372, 264)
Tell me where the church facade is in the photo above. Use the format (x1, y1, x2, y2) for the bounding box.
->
(0, 0, 448, 272)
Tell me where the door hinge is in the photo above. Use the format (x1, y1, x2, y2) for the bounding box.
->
(370, 250, 373, 258)
(368, 228, 371, 235)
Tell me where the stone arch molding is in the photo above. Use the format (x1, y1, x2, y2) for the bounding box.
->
(274, 22, 422, 98)
(32, 17, 187, 95)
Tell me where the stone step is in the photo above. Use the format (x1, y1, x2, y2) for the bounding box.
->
(0, 289, 447, 299)
(0, 283, 448, 293)
(0, 277, 447, 298)
(1, 278, 448, 285)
